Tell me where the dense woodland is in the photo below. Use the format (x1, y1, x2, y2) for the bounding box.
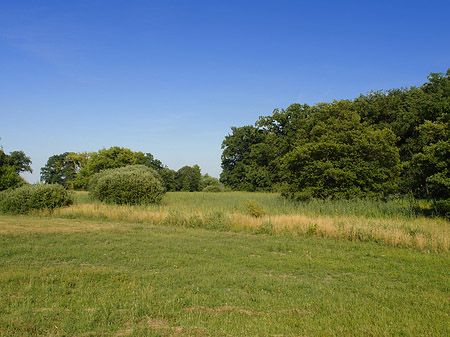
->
(1, 70, 449, 207)
(221, 70, 450, 201)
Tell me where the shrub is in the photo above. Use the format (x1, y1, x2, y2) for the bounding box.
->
(433, 199, 450, 219)
(88, 165, 165, 205)
(244, 199, 265, 218)
(0, 184, 73, 214)
(202, 185, 222, 192)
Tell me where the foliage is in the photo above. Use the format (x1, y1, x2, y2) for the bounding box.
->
(0, 165, 26, 191)
(40, 152, 80, 188)
(0, 184, 73, 214)
(88, 165, 165, 205)
(244, 199, 265, 217)
(220, 125, 273, 191)
(220, 69, 450, 202)
(158, 167, 177, 191)
(42, 147, 179, 191)
(7, 151, 32, 174)
(201, 173, 221, 189)
(41, 147, 215, 193)
(433, 199, 450, 219)
(175, 165, 202, 192)
(407, 117, 450, 200)
(75, 147, 142, 189)
(0, 143, 31, 191)
(281, 101, 401, 199)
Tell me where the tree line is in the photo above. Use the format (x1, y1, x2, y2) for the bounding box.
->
(220, 70, 450, 201)
(1, 69, 449, 206)
(39, 146, 221, 192)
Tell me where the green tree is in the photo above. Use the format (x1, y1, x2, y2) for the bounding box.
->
(220, 69, 450, 201)
(8, 151, 32, 174)
(407, 70, 450, 199)
(0, 142, 30, 191)
(201, 174, 221, 190)
(74, 147, 178, 190)
(158, 168, 177, 191)
(176, 165, 202, 191)
(280, 101, 401, 199)
(353, 70, 450, 196)
(407, 118, 450, 199)
(0, 165, 25, 191)
(220, 105, 313, 192)
(135, 152, 177, 191)
(75, 147, 140, 189)
(43, 147, 178, 191)
(220, 126, 272, 191)
(40, 152, 78, 188)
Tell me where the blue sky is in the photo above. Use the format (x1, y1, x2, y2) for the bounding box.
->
(1, 0, 449, 182)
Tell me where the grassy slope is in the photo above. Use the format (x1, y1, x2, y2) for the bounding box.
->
(1, 215, 449, 336)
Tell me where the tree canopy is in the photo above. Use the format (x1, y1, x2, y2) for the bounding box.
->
(41, 146, 214, 192)
(0, 142, 31, 191)
(220, 69, 450, 200)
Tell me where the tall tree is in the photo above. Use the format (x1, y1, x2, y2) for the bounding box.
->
(0, 143, 30, 191)
(74, 147, 139, 189)
(8, 151, 32, 174)
(40, 152, 78, 187)
(220, 126, 272, 191)
(176, 165, 202, 192)
(280, 101, 401, 199)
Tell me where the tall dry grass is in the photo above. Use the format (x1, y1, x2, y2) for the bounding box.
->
(51, 195, 450, 252)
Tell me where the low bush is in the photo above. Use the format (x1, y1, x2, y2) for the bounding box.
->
(244, 199, 265, 218)
(0, 184, 73, 214)
(88, 165, 165, 205)
(433, 199, 450, 219)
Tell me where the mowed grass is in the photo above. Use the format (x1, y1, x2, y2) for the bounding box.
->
(52, 192, 450, 252)
(0, 215, 449, 336)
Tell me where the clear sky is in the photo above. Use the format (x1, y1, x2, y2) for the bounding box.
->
(1, 0, 449, 182)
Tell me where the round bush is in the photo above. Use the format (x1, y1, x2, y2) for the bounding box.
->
(88, 165, 165, 205)
(0, 184, 74, 214)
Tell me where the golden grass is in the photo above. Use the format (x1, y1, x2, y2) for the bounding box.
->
(43, 203, 450, 252)
(233, 213, 450, 252)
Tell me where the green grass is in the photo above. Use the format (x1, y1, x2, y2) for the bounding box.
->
(1, 215, 449, 336)
(64, 192, 450, 252)
(74, 191, 428, 219)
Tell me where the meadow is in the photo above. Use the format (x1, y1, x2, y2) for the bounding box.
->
(1, 192, 450, 336)
(56, 192, 449, 252)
